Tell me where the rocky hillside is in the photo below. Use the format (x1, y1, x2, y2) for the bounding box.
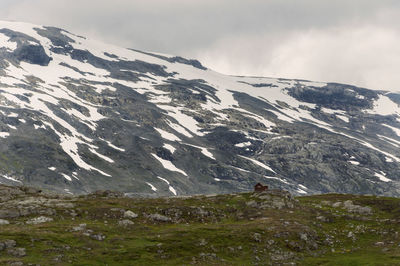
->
(0, 185, 399, 265)
(0, 21, 400, 196)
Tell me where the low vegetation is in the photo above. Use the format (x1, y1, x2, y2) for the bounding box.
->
(0, 185, 399, 265)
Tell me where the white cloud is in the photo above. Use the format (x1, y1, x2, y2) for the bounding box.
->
(195, 22, 400, 91)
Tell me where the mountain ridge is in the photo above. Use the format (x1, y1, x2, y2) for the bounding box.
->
(0, 21, 400, 196)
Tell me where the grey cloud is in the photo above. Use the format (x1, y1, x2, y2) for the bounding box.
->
(0, 0, 400, 90)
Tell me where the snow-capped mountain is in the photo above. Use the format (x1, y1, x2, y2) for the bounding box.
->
(0, 21, 400, 196)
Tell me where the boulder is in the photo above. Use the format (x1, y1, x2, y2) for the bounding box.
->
(123, 210, 138, 219)
(118, 219, 134, 226)
(0, 219, 10, 225)
(149, 214, 171, 222)
(4, 239, 16, 248)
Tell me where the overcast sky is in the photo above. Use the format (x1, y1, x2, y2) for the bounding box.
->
(1, 0, 400, 91)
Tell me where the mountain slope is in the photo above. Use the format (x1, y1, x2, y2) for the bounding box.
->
(0, 21, 400, 196)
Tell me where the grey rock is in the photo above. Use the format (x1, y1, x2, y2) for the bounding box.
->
(258, 194, 272, 200)
(4, 239, 16, 248)
(9, 262, 24, 266)
(7, 247, 26, 257)
(246, 200, 258, 208)
(299, 233, 308, 241)
(118, 219, 134, 226)
(91, 234, 106, 241)
(54, 202, 75, 208)
(123, 210, 138, 219)
(271, 199, 286, 209)
(199, 239, 207, 246)
(93, 190, 124, 198)
(321, 200, 332, 206)
(111, 208, 124, 212)
(252, 233, 262, 242)
(72, 223, 87, 231)
(0, 209, 20, 219)
(343, 200, 354, 208)
(149, 214, 171, 222)
(342, 200, 373, 215)
(0, 219, 10, 225)
(332, 202, 342, 208)
(26, 216, 53, 224)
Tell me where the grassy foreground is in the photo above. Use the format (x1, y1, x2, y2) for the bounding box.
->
(0, 186, 399, 265)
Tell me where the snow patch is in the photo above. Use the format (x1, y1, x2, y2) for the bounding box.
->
(298, 184, 308, 190)
(61, 173, 72, 182)
(151, 153, 187, 176)
(366, 95, 400, 116)
(263, 176, 290, 185)
(146, 182, 157, 192)
(158, 105, 204, 136)
(183, 143, 215, 160)
(157, 176, 177, 195)
(239, 156, 276, 173)
(374, 172, 392, 182)
(2, 175, 22, 183)
(167, 121, 193, 138)
(383, 124, 400, 137)
(0, 132, 9, 138)
(0, 33, 17, 51)
(88, 148, 114, 163)
(336, 115, 349, 123)
(163, 143, 176, 154)
(296, 188, 307, 194)
(102, 139, 125, 152)
(155, 128, 181, 142)
(385, 157, 394, 163)
(235, 141, 252, 148)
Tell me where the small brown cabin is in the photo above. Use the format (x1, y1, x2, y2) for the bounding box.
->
(254, 183, 268, 192)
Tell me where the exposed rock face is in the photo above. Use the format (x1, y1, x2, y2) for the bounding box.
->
(249, 190, 298, 210)
(341, 200, 373, 215)
(13, 44, 52, 66)
(0, 21, 399, 196)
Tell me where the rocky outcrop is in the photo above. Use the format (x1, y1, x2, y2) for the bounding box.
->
(247, 190, 298, 209)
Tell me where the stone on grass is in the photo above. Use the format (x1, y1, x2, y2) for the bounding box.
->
(91, 234, 106, 241)
(7, 247, 26, 257)
(0, 219, 10, 225)
(149, 213, 171, 222)
(4, 239, 16, 248)
(123, 210, 138, 219)
(26, 216, 53, 224)
(118, 219, 134, 226)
